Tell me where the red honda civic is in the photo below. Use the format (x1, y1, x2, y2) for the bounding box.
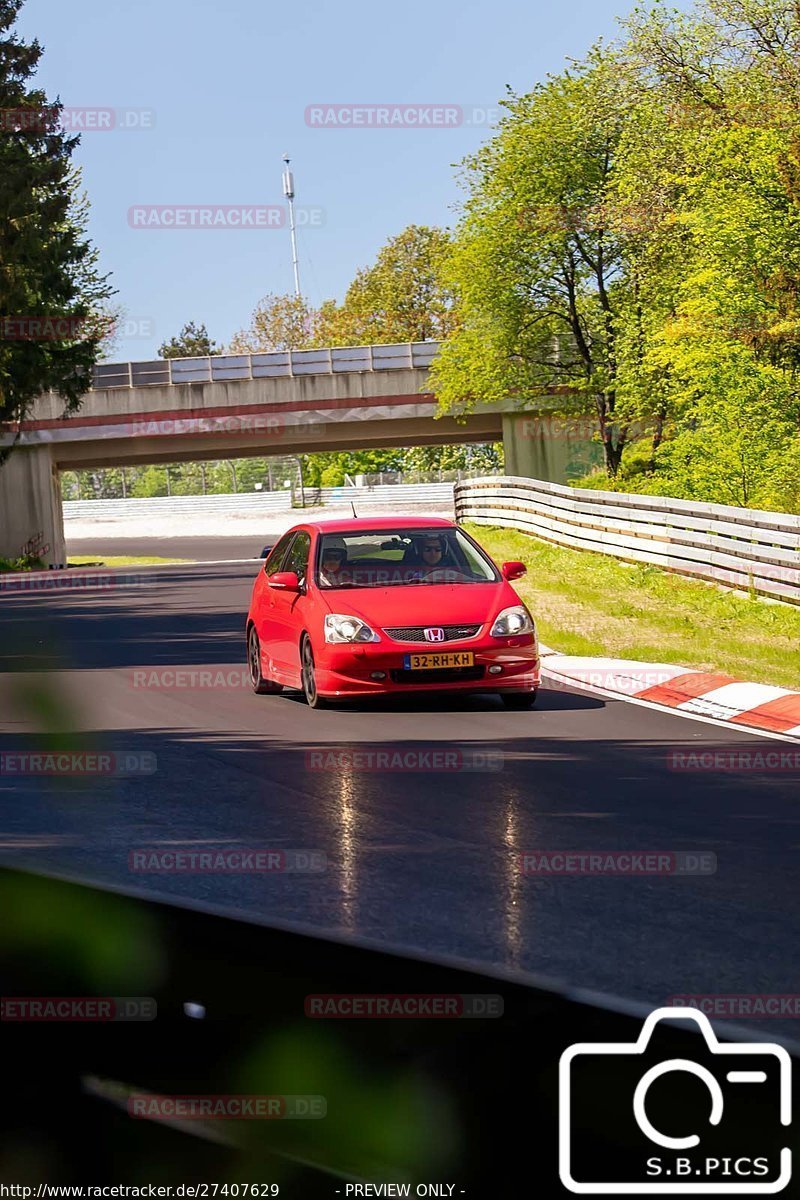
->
(246, 517, 540, 709)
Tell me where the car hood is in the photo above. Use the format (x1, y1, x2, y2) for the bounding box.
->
(318, 581, 519, 628)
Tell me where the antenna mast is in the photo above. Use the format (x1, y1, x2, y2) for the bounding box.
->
(282, 154, 301, 297)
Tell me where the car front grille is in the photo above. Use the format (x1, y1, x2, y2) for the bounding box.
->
(389, 666, 486, 685)
(383, 623, 482, 644)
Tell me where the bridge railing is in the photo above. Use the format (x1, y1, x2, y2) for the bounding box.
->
(91, 341, 440, 390)
(455, 475, 800, 605)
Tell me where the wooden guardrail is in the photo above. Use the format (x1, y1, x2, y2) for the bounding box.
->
(455, 475, 800, 605)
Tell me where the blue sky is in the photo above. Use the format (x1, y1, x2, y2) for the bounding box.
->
(20, 0, 657, 360)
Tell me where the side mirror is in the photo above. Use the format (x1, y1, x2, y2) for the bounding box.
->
(268, 571, 301, 591)
(502, 561, 527, 582)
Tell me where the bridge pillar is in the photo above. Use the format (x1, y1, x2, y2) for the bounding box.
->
(502, 412, 599, 482)
(0, 446, 65, 567)
(502, 413, 569, 482)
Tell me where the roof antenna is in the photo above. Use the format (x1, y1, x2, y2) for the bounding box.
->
(350, 501, 358, 518)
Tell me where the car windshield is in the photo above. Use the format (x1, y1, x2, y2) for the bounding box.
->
(316, 528, 499, 589)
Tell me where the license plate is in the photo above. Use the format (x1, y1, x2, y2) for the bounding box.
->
(403, 652, 475, 670)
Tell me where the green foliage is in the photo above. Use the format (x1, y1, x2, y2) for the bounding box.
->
(431, 49, 636, 474)
(228, 293, 314, 353)
(434, 1, 800, 510)
(0, 552, 45, 571)
(82, 222, 480, 497)
(130, 465, 169, 498)
(62, 442, 502, 500)
(574, 343, 800, 509)
(0, 0, 112, 455)
(313, 225, 458, 346)
(229, 227, 456, 354)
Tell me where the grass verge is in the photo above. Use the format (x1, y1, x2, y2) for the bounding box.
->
(466, 522, 800, 690)
(0, 555, 45, 572)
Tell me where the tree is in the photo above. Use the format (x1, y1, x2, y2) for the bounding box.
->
(158, 320, 219, 358)
(431, 52, 639, 475)
(0, 0, 112, 459)
(228, 293, 314, 353)
(314, 225, 458, 347)
(299, 448, 405, 489)
(402, 443, 504, 476)
(230, 228, 456, 353)
(433, 5, 800, 505)
(609, 0, 800, 505)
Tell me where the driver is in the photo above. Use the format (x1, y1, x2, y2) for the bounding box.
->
(319, 538, 349, 587)
(418, 534, 448, 577)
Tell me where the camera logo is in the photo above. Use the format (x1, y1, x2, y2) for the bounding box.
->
(559, 1007, 792, 1193)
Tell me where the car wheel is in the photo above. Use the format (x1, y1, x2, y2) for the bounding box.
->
(301, 636, 328, 709)
(501, 690, 538, 710)
(248, 626, 282, 695)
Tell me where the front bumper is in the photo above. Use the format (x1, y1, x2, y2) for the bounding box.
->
(314, 634, 540, 698)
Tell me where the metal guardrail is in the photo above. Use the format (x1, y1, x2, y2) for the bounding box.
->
(62, 492, 294, 519)
(63, 483, 455, 521)
(321, 483, 453, 505)
(91, 342, 440, 390)
(455, 475, 800, 604)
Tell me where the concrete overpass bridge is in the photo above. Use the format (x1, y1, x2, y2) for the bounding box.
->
(0, 341, 581, 565)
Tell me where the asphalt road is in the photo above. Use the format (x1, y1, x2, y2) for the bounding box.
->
(1, 560, 799, 1032)
(67, 535, 267, 561)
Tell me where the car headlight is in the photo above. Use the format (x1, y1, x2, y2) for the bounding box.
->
(490, 605, 535, 637)
(324, 614, 380, 644)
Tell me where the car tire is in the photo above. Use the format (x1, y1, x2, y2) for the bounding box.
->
(301, 635, 328, 709)
(501, 690, 538, 710)
(248, 626, 282, 695)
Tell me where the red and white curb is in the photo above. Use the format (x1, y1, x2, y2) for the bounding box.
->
(540, 652, 800, 742)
